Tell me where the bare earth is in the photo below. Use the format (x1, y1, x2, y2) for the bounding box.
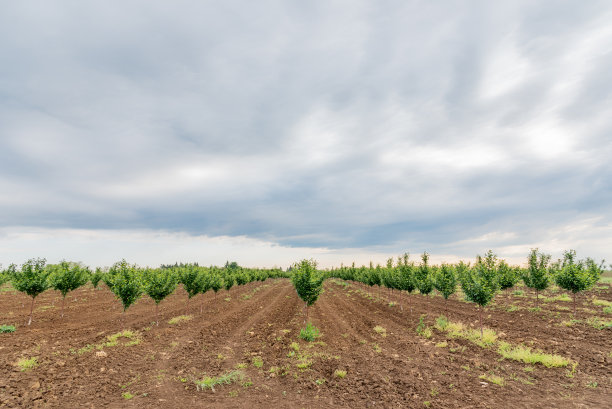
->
(0, 279, 610, 408)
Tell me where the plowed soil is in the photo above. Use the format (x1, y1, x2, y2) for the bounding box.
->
(1, 279, 610, 408)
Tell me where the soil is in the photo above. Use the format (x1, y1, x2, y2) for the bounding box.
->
(0, 279, 610, 408)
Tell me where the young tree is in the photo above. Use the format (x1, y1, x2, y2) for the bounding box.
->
(104, 260, 143, 318)
(497, 260, 519, 296)
(49, 261, 91, 318)
(90, 267, 106, 290)
(523, 249, 551, 308)
(291, 259, 324, 322)
(0, 264, 13, 287)
(459, 252, 499, 337)
(223, 273, 235, 293)
(555, 250, 604, 315)
(179, 266, 207, 311)
(11, 258, 51, 325)
(433, 263, 457, 314)
(397, 253, 416, 313)
(209, 269, 223, 299)
(415, 252, 434, 296)
(143, 268, 178, 325)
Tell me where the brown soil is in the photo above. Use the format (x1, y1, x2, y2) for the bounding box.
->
(0, 280, 610, 408)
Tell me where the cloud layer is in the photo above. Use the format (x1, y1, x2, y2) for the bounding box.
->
(1, 1, 611, 266)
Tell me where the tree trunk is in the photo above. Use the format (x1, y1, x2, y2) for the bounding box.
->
(535, 289, 539, 308)
(573, 292, 577, 316)
(28, 297, 35, 326)
(156, 303, 160, 326)
(479, 306, 483, 338)
(61, 296, 66, 318)
(200, 294, 204, 314)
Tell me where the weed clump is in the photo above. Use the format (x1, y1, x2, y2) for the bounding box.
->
(299, 322, 320, 342)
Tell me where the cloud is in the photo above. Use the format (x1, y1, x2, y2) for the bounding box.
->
(0, 1, 611, 265)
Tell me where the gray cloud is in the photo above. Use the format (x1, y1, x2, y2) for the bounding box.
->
(1, 0, 611, 262)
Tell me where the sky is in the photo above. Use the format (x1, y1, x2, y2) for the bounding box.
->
(1, 1, 611, 269)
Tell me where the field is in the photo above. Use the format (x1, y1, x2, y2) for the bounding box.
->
(1, 277, 611, 408)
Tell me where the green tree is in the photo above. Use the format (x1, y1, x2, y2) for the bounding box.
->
(49, 261, 91, 318)
(223, 272, 235, 292)
(555, 250, 604, 315)
(104, 260, 143, 315)
(459, 251, 499, 337)
(397, 253, 416, 313)
(179, 266, 207, 311)
(291, 259, 324, 322)
(415, 252, 433, 296)
(433, 263, 457, 314)
(91, 267, 106, 290)
(209, 269, 223, 299)
(0, 264, 14, 287)
(143, 268, 178, 325)
(523, 249, 551, 308)
(497, 260, 519, 295)
(11, 258, 51, 325)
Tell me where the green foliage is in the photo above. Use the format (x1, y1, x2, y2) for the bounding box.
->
(291, 259, 324, 307)
(497, 260, 519, 291)
(458, 251, 499, 307)
(397, 253, 416, 293)
(209, 270, 223, 293)
(11, 258, 50, 299)
(223, 273, 235, 291)
(0, 324, 16, 333)
(415, 252, 433, 295)
(91, 267, 105, 289)
(433, 263, 457, 300)
(523, 248, 551, 292)
(104, 260, 143, 312)
(299, 322, 320, 341)
(555, 250, 602, 294)
(143, 268, 178, 304)
(178, 266, 207, 299)
(49, 261, 90, 298)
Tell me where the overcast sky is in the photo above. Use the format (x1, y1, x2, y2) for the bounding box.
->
(1, 1, 611, 268)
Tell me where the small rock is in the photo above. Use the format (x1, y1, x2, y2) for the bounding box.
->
(95, 351, 107, 358)
(30, 381, 41, 390)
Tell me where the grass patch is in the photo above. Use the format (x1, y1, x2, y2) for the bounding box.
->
(373, 325, 387, 337)
(122, 392, 134, 400)
(299, 322, 320, 342)
(543, 294, 572, 303)
(334, 369, 347, 378)
(372, 343, 382, 353)
(290, 342, 300, 352)
(416, 315, 432, 339)
(435, 341, 448, 348)
(479, 373, 505, 386)
(593, 299, 612, 307)
(105, 330, 141, 347)
(498, 342, 571, 367)
(434, 315, 448, 331)
(296, 359, 313, 370)
(584, 317, 612, 330)
(252, 356, 263, 368)
(168, 315, 193, 325)
(195, 370, 244, 392)
(17, 357, 38, 371)
(443, 320, 497, 348)
(0, 324, 16, 333)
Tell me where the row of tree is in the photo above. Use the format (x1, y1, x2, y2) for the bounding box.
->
(0, 259, 289, 325)
(318, 249, 604, 334)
